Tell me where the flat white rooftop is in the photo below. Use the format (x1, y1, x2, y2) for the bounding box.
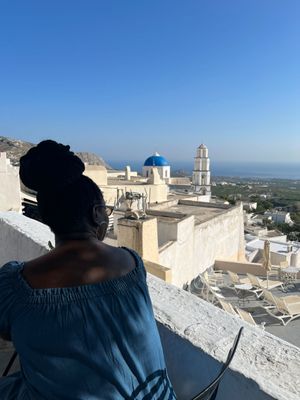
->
(246, 238, 300, 255)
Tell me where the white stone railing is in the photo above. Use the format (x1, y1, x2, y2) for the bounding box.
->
(0, 212, 54, 265)
(149, 275, 300, 400)
(1, 212, 299, 400)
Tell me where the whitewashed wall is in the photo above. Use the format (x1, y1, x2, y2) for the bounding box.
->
(0, 212, 54, 265)
(102, 183, 168, 205)
(84, 165, 108, 186)
(0, 153, 21, 212)
(159, 204, 245, 287)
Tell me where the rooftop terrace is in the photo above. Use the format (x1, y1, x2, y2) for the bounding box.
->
(150, 199, 233, 225)
(195, 275, 300, 349)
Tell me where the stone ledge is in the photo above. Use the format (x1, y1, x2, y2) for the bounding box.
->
(148, 274, 300, 400)
(0, 211, 54, 250)
(144, 259, 172, 283)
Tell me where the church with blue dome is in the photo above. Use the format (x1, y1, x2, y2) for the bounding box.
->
(143, 152, 171, 181)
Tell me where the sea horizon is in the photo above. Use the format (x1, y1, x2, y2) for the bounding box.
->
(108, 160, 300, 180)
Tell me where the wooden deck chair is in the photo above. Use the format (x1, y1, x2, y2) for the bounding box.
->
(192, 328, 243, 400)
(227, 271, 250, 286)
(219, 300, 238, 316)
(235, 308, 265, 330)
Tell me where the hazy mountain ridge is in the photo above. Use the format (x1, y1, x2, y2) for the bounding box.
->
(0, 136, 112, 169)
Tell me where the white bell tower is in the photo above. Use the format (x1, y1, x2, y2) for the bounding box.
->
(192, 144, 211, 201)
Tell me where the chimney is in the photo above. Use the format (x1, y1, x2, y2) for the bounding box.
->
(117, 216, 159, 263)
(125, 165, 131, 181)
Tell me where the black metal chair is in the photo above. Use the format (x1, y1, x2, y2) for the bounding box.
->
(192, 327, 243, 400)
(2, 350, 18, 377)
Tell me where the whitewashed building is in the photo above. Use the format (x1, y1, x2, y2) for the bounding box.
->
(0, 152, 21, 212)
(142, 152, 170, 181)
(264, 211, 294, 226)
(192, 144, 211, 202)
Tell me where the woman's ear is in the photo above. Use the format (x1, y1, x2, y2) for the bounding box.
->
(92, 204, 104, 225)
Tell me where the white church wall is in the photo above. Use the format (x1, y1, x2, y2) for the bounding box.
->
(195, 194, 211, 203)
(159, 204, 245, 287)
(142, 166, 170, 181)
(0, 153, 21, 212)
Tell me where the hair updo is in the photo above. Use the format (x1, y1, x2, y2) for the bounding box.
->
(19, 140, 104, 234)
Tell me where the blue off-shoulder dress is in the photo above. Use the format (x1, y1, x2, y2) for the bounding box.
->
(0, 248, 176, 400)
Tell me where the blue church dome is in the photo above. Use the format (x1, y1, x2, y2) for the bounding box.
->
(144, 152, 169, 167)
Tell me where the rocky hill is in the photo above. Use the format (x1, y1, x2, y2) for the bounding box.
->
(0, 136, 112, 169)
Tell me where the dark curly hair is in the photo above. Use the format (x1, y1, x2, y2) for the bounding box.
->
(19, 140, 104, 234)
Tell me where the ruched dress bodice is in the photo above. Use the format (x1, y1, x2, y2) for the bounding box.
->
(0, 248, 176, 400)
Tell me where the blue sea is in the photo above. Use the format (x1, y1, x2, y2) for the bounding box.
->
(108, 160, 300, 180)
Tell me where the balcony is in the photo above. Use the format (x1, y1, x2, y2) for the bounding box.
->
(0, 212, 299, 399)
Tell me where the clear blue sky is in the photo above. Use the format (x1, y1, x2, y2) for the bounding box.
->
(0, 0, 299, 164)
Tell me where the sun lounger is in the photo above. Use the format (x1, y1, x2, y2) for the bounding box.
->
(247, 273, 284, 298)
(261, 289, 300, 326)
(235, 307, 265, 330)
(219, 300, 238, 316)
(203, 271, 224, 286)
(227, 271, 250, 286)
(197, 275, 225, 305)
(188, 275, 225, 305)
(262, 289, 300, 306)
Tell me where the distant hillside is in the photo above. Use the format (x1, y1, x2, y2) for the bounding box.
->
(0, 136, 112, 169)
